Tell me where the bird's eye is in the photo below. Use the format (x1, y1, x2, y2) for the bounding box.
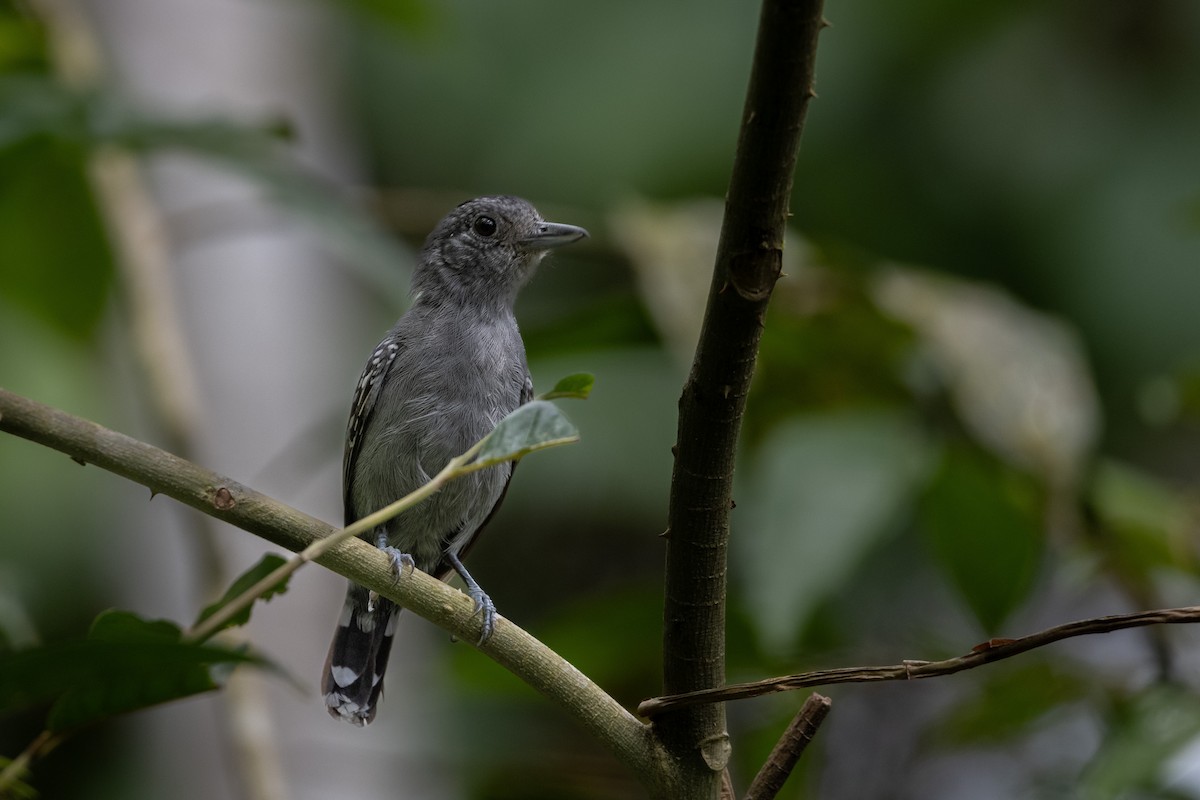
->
(473, 216, 498, 237)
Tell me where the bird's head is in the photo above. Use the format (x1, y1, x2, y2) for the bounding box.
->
(415, 195, 588, 309)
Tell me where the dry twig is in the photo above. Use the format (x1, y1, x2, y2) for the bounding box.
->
(639, 606, 1200, 717)
(743, 693, 832, 800)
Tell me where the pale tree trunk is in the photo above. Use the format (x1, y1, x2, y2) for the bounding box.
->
(79, 1, 456, 797)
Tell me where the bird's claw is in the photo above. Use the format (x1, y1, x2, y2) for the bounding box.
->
(367, 548, 415, 612)
(468, 587, 496, 645)
(381, 547, 416, 582)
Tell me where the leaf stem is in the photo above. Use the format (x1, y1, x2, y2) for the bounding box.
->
(0, 730, 60, 795)
(185, 440, 485, 643)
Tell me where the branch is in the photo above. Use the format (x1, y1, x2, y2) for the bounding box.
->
(743, 693, 831, 800)
(639, 605, 1200, 717)
(185, 397, 583, 645)
(659, 0, 825, 792)
(185, 438, 486, 643)
(0, 389, 673, 792)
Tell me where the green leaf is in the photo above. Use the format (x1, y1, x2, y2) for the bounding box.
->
(193, 554, 291, 638)
(736, 409, 932, 656)
(0, 610, 259, 732)
(469, 401, 579, 470)
(920, 444, 1044, 633)
(1089, 459, 1195, 576)
(88, 609, 184, 644)
(0, 139, 114, 339)
(0, 13, 46, 73)
(346, 0, 440, 35)
(538, 372, 595, 401)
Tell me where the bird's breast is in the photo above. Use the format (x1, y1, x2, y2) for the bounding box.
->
(396, 318, 525, 454)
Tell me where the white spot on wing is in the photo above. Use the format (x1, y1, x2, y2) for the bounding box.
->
(331, 666, 361, 688)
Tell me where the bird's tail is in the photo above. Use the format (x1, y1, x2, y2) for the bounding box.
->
(322, 584, 399, 726)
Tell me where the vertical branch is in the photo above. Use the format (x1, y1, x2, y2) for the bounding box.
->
(659, 0, 826, 795)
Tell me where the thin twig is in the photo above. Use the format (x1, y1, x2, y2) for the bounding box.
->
(0, 730, 60, 796)
(743, 693, 831, 800)
(639, 606, 1200, 717)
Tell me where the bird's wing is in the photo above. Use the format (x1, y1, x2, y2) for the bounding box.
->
(518, 371, 534, 411)
(433, 372, 534, 577)
(343, 334, 403, 525)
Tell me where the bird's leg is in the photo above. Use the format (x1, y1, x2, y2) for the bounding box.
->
(367, 529, 414, 612)
(445, 551, 496, 645)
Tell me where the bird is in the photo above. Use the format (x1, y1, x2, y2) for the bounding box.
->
(322, 195, 588, 726)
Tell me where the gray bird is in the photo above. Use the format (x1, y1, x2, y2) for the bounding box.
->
(323, 195, 587, 726)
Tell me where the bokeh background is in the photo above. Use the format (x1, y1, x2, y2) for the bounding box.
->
(3, 1, 1200, 798)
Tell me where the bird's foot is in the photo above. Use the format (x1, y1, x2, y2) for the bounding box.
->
(467, 586, 496, 645)
(445, 550, 497, 645)
(367, 548, 414, 613)
(381, 547, 416, 582)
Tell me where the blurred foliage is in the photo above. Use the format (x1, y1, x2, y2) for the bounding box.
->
(0, 610, 260, 733)
(928, 659, 1091, 746)
(1081, 686, 1200, 799)
(920, 443, 1045, 634)
(0, 136, 113, 339)
(738, 408, 931, 653)
(2, 0, 1200, 799)
(192, 554, 292, 638)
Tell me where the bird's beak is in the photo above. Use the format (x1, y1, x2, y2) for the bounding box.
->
(520, 221, 589, 250)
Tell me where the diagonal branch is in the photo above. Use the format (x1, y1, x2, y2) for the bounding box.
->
(639, 605, 1200, 717)
(659, 0, 826, 793)
(183, 441, 482, 643)
(0, 388, 672, 792)
(743, 693, 832, 800)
